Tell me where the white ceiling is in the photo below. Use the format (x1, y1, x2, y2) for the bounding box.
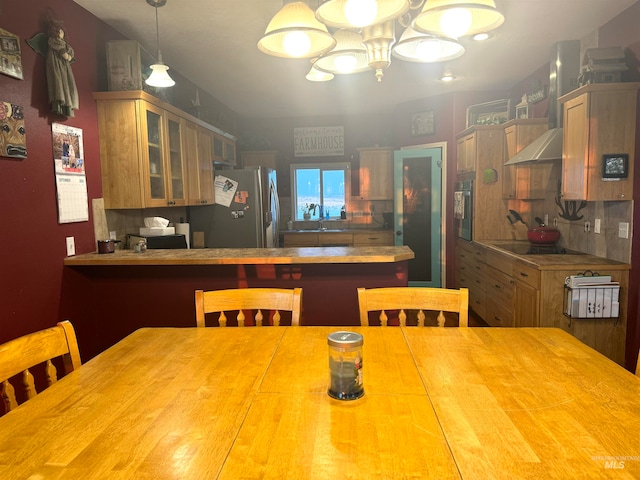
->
(72, 0, 638, 119)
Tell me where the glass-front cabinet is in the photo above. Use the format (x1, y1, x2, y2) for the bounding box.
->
(95, 90, 235, 209)
(143, 105, 186, 207)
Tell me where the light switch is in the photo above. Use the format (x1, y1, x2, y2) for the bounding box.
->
(66, 237, 75, 256)
(618, 222, 629, 239)
(594, 219, 601, 234)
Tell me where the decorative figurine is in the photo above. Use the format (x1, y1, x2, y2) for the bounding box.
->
(45, 20, 79, 117)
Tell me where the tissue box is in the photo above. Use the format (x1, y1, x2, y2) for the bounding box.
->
(139, 227, 175, 236)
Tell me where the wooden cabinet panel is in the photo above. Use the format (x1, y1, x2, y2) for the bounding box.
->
(513, 280, 539, 327)
(95, 90, 232, 208)
(241, 150, 279, 170)
(283, 233, 318, 247)
(353, 231, 393, 245)
(560, 83, 639, 201)
(359, 147, 393, 200)
(512, 261, 540, 289)
(456, 133, 476, 173)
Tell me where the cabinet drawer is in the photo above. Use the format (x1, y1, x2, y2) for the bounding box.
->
(283, 234, 318, 247)
(469, 290, 486, 318)
(485, 267, 514, 310)
(485, 301, 513, 327)
(486, 250, 513, 276)
(353, 232, 393, 245)
(317, 233, 353, 246)
(513, 261, 540, 289)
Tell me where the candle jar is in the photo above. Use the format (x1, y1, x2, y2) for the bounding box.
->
(327, 331, 364, 400)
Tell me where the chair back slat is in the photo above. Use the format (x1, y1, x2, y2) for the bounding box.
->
(358, 287, 469, 327)
(195, 288, 303, 327)
(0, 321, 81, 415)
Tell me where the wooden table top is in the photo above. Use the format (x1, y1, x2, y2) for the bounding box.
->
(62, 246, 414, 266)
(1, 327, 638, 479)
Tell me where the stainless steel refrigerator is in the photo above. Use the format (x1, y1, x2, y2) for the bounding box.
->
(188, 167, 280, 248)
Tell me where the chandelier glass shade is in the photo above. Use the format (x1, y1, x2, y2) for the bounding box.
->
(412, 0, 504, 38)
(257, 2, 337, 58)
(145, 0, 175, 88)
(313, 29, 370, 75)
(392, 27, 465, 63)
(258, 0, 504, 80)
(306, 65, 335, 81)
(316, 0, 410, 28)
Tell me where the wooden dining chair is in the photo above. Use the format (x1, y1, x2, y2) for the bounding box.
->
(0, 320, 81, 414)
(195, 288, 303, 327)
(357, 287, 469, 327)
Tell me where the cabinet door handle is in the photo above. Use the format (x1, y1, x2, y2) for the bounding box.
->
(519, 272, 528, 278)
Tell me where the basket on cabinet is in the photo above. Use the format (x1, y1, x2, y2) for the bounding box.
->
(563, 272, 620, 326)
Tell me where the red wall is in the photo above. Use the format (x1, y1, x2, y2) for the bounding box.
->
(0, 0, 114, 344)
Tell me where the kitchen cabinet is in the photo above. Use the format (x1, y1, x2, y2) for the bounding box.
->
(560, 83, 640, 201)
(213, 133, 237, 166)
(283, 230, 393, 247)
(241, 150, 279, 170)
(502, 118, 552, 200)
(456, 126, 508, 241)
(456, 133, 476, 173)
(358, 147, 393, 200)
(185, 124, 215, 205)
(95, 90, 234, 208)
(456, 241, 629, 364)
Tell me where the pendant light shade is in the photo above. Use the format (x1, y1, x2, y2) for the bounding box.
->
(392, 27, 464, 63)
(316, 0, 410, 28)
(412, 0, 504, 38)
(144, 0, 174, 88)
(306, 66, 334, 82)
(313, 29, 369, 75)
(147, 51, 176, 87)
(258, 2, 336, 59)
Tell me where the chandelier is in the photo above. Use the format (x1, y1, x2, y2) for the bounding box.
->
(257, 0, 504, 82)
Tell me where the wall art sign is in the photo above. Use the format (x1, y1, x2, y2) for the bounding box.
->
(0, 28, 23, 80)
(411, 110, 435, 136)
(0, 101, 26, 159)
(52, 123, 88, 223)
(294, 126, 344, 157)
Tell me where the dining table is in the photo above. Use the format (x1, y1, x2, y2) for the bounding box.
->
(1, 326, 639, 479)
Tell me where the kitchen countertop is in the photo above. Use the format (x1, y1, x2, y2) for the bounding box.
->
(281, 228, 392, 234)
(63, 246, 414, 266)
(478, 240, 630, 270)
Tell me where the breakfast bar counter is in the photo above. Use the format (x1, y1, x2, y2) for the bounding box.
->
(63, 246, 414, 266)
(61, 247, 414, 360)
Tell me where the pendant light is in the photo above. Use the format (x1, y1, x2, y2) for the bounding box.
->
(316, 0, 410, 28)
(258, 2, 336, 59)
(392, 27, 464, 63)
(413, 0, 504, 38)
(306, 66, 334, 82)
(313, 29, 369, 75)
(145, 0, 175, 88)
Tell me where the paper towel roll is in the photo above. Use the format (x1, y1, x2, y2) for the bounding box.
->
(176, 223, 190, 249)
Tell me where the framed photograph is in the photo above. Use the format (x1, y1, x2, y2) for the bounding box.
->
(411, 111, 435, 136)
(602, 153, 628, 179)
(0, 28, 23, 80)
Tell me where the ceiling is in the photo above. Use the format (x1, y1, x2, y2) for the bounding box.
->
(72, 0, 638, 119)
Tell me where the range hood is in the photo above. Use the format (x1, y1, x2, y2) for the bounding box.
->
(504, 127, 563, 165)
(505, 41, 580, 166)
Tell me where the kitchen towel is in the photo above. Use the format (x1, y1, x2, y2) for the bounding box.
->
(176, 223, 190, 249)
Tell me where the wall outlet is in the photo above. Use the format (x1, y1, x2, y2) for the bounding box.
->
(66, 236, 75, 256)
(584, 221, 590, 233)
(553, 217, 558, 227)
(544, 214, 549, 226)
(109, 231, 117, 240)
(594, 218, 601, 234)
(619, 222, 629, 239)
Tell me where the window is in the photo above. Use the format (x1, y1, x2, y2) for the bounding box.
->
(290, 162, 350, 221)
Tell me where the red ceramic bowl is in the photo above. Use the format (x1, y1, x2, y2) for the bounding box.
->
(527, 226, 560, 245)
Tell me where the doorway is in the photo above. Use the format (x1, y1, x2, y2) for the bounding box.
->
(393, 147, 443, 287)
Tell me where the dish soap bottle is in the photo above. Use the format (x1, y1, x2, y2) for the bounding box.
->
(287, 218, 293, 230)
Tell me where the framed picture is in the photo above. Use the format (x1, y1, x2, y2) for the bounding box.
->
(0, 28, 23, 80)
(602, 153, 628, 179)
(411, 111, 435, 136)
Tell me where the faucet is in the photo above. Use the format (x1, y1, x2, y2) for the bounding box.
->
(318, 218, 326, 230)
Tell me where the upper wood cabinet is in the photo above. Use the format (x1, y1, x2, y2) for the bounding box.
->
(95, 91, 233, 208)
(213, 133, 237, 166)
(560, 83, 640, 201)
(456, 132, 476, 173)
(502, 118, 551, 200)
(358, 147, 394, 200)
(185, 124, 215, 205)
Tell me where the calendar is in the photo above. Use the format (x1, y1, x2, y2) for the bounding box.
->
(52, 123, 89, 223)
